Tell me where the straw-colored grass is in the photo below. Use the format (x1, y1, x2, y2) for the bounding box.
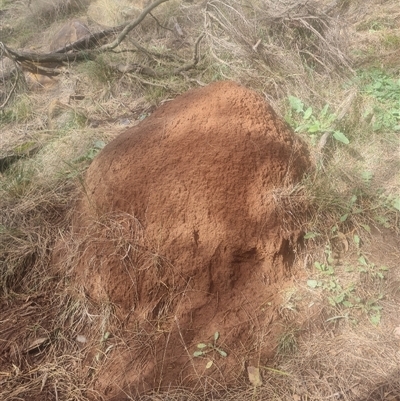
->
(1, 0, 399, 400)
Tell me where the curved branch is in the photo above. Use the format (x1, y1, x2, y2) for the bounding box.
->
(100, 0, 170, 51)
(174, 33, 204, 74)
(0, 0, 171, 64)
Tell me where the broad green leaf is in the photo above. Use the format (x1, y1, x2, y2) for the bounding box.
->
(353, 235, 360, 246)
(289, 96, 304, 113)
(358, 255, 368, 266)
(320, 104, 329, 118)
(370, 313, 381, 326)
(360, 224, 371, 233)
(340, 214, 348, 222)
(328, 297, 337, 306)
(304, 232, 318, 239)
(333, 130, 350, 144)
(350, 194, 357, 204)
(334, 293, 345, 304)
(197, 343, 207, 349)
(214, 331, 220, 342)
(314, 262, 323, 270)
(326, 266, 335, 275)
(307, 279, 318, 288)
(303, 107, 313, 120)
(94, 140, 106, 149)
(217, 348, 227, 357)
(205, 360, 213, 369)
(193, 351, 204, 357)
(362, 171, 373, 182)
(308, 122, 320, 133)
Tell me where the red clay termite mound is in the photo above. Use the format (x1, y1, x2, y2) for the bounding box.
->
(73, 81, 310, 397)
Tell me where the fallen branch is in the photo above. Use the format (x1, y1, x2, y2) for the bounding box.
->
(0, 0, 171, 64)
(100, 0, 170, 51)
(174, 33, 204, 74)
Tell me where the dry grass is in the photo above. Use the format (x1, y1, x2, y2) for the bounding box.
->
(1, 0, 400, 400)
(201, 0, 352, 109)
(0, 177, 75, 291)
(26, 0, 90, 25)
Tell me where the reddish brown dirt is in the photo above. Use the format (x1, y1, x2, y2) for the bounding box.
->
(72, 81, 311, 398)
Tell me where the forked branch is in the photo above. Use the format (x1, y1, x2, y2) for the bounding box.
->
(0, 0, 171, 64)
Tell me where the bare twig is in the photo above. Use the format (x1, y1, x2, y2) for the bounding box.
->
(100, 0, 170, 51)
(149, 11, 175, 32)
(0, 68, 19, 111)
(0, 43, 21, 111)
(0, 0, 171, 64)
(174, 33, 204, 74)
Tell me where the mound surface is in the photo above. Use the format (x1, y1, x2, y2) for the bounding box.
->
(73, 81, 310, 397)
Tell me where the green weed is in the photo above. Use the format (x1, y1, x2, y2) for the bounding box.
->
(286, 96, 349, 145)
(357, 69, 400, 132)
(193, 331, 228, 358)
(307, 232, 389, 326)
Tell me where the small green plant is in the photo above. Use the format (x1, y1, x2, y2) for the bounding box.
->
(308, 231, 389, 325)
(303, 231, 320, 240)
(193, 331, 228, 358)
(314, 260, 335, 276)
(357, 254, 390, 280)
(358, 69, 400, 132)
(354, 233, 391, 279)
(339, 194, 363, 223)
(355, 296, 383, 326)
(286, 96, 349, 145)
(308, 276, 354, 308)
(327, 281, 355, 308)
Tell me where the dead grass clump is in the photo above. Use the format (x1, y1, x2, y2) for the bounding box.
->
(0, 175, 77, 295)
(278, 318, 400, 400)
(0, 0, 399, 399)
(26, 0, 90, 25)
(202, 0, 352, 105)
(0, 281, 112, 401)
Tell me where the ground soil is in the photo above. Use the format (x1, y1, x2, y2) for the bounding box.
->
(71, 81, 311, 397)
